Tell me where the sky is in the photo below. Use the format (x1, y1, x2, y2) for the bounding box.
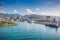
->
(0, 0, 60, 16)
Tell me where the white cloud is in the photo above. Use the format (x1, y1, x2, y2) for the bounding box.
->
(14, 10, 18, 13)
(0, 7, 6, 10)
(26, 8, 41, 15)
(0, 9, 6, 13)
(45, 2, 53, 5)
(0, 7, 6, 14)
(36, 8, 40, 11)
(26, 8, 60, 17)
(26, 8, 33, 14)
(40, 10, 60, 16)
(56, 5, 60, 7)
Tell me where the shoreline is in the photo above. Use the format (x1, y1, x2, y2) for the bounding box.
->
(0, 21, 16, 26)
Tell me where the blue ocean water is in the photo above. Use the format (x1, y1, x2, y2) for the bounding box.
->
(0, 22, 60, 40)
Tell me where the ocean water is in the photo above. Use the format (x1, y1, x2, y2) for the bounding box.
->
(0, 22, 60, 40)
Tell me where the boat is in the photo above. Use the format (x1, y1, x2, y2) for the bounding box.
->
(27, 19, 32, 24)
(45, 24, 58, 28)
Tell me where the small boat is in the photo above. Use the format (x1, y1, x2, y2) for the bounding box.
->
(27, 19, 32, 24)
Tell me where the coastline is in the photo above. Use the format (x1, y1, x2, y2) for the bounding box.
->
(0, 21, 16, 26)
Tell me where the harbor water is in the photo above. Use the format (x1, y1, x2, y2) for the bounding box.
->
(0, 22, 60, 40)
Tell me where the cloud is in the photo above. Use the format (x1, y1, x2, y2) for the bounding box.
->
(13, 10, 18, 13)
(0, 7, 6, 13)
(0, 9, 6, 13)
(56, 5, 60, 7)
(0, 7, 6, 10)
(46, 2, 53, 5)
(40, 10, 60, 16)
(26, 8, 33, 14)
(26, 8, 60, 17)
(36, 8, 40, 11)
(55, 4, 60, 8)
(26, 8, 41, 15)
